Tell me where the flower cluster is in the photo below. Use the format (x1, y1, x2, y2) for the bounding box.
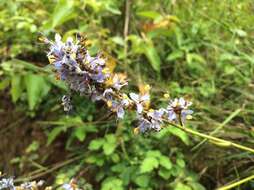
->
(0, 176, 45, 190)
(42, 33, 193, 133)
(0, 177, 15, 190)
(0, 175, 82, 190)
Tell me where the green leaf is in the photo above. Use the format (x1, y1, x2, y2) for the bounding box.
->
(24, 74, 51, 110)
(103, 134, 117, 155)
(167, 50, 184, 61)
(174, 183, 192, 190)
(101, 177, 123, 190)
(85, 154, 104, 166)
(189, 182, 206, 190)
(143, 41, 161, 72)
(74, 127, 86, 142)
(105, 3, 121, 15)
(0, 78, 10, 91)
(140, 157, 159, 173)
(44, 0, 76, 30)
(176, 158, 185, 168)
(111, 153, 120, 163)
(137, 11, 161, 19)
(11, 75, 23, 102)
(159, 155, 172, 170)
(167, 127, 190, 145)
(159, 168, 171, 179)
(47, 127, 64, 145)
(146, 150, 161, 158)
(25, 141, 40, 153)
(134, 175, 150, 187)
(186, 53, 205, 64)
(111, 36, 125, 46)
(88, 139, 105, 150)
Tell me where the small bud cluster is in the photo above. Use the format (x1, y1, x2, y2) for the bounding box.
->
(42, 33, 193, 133)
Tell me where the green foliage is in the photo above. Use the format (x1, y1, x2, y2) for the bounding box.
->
(1, 0, 254, 189)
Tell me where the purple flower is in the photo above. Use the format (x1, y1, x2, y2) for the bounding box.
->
(137, 117, 152, 133)
(135, 108, 165, 133)
(147, 108, 165, 131)
(112, 74, 128, 91)
(166, 97, 193, 123)
(129, 93, 150, 114)
(112, 101, 125, 119)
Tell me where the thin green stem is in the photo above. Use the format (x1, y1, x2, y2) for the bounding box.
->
(167, 122, 254, 154)
(191, 108, 241, 151)
(217, 174, 254, 190)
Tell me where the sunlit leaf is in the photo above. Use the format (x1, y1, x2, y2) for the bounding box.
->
(140, 157, 159, 173)
(89, 138, 105, 150)
(159, 155, 172, 170)
(24, 74, 51, 110)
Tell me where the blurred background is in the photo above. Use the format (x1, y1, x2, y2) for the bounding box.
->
(0, 0, 254, 189)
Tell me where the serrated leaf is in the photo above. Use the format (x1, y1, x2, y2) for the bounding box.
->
(140, 157, 159, 173)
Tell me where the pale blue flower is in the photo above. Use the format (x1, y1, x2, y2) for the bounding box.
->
(129, 93, 150, 114)
(166, 97, 193, 123)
